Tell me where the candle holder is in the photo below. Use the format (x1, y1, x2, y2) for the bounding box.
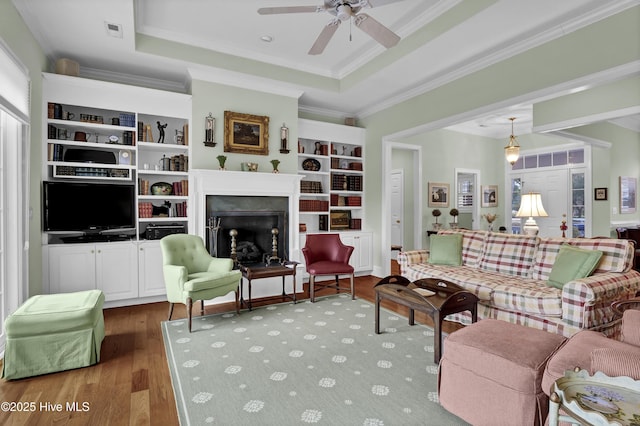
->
(279, 122, 290, 153)
(203, 112, 216, 147)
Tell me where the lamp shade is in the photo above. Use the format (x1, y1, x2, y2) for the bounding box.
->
(516, 193, 548, 218)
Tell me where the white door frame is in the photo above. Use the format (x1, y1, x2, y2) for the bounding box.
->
(454, 168, 481, 230)
(381, 140, 422, 277)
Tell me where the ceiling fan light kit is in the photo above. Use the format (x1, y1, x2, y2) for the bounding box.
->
(258, 0, 404, 55)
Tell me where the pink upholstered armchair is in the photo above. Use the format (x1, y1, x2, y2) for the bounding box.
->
(543, 297, 640, 394)
(302, 234, 355, 302)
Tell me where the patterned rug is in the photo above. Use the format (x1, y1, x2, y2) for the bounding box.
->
(161, 294, 467, 425)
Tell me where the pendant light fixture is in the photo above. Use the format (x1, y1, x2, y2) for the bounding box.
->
(504, 117, 520, 165)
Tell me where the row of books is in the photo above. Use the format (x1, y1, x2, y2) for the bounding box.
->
(299, 199, 329, 212)
(166, 154, 189, 172)
(331, 174, 363, 191)
(300, 180, 323, 193)
(330, 195, 361, 206)
(138, 201, 187, 218)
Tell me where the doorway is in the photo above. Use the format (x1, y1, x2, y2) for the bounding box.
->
(390, 169, 404, 260)
(381, 141, 422, 277)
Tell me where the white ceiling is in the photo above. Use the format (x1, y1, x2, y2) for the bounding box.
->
(12, 0, 638, 135)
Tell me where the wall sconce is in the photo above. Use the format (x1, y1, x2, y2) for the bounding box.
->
(203, 112, 216, 147)
(279, 122, 290, 154)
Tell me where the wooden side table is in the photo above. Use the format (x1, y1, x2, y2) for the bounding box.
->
(374, 275, 478, 363)
(549, 368, 640, 425)
(239, 261, 299, 311)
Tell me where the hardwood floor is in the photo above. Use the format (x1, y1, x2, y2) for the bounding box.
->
(0, 262, 462, 425)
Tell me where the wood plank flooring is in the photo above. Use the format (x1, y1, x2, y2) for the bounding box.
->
(0, 262, 463, 425)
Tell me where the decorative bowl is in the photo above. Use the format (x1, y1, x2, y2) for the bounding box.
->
(302, 158, 321, 171)
(150, 182, 173, 195)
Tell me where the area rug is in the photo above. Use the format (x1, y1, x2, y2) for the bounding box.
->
(162, 294, 467, 425)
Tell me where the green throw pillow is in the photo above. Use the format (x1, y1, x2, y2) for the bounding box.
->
(428, 234, 463, 266)
(547, 244, 603, 289)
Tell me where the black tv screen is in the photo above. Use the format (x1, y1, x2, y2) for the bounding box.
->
(43, 181, 135, 232)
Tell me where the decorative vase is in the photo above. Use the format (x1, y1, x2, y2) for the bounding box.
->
(433, 223, 442, 231)
(449, 222, 458, 229)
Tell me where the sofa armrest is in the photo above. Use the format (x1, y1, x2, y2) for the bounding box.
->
(561, 271, 640, 329)
(397, 250, 429, 275)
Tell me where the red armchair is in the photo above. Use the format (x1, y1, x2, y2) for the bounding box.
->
(302, 234, 355, 302)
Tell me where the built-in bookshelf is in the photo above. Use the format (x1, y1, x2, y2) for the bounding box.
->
(297, 119, 365, 233)
(42, 72, 192, 307)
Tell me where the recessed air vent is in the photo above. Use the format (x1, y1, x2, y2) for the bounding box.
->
(104, 21, 123, 38)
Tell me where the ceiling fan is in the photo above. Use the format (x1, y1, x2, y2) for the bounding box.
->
(258, 0, 406, 55)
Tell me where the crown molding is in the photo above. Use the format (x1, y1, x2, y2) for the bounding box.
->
(549, 130, 612, 149)
(298, 104, 350, 120)
(533, 105, 640, 134)
(187, 67, 304, 99)
(79, 66, 189, 93)
(357, 0, 640, 119)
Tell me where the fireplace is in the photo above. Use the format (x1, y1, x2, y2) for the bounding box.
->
(190, 169, 303, 266)
(205, 195, 288, 265)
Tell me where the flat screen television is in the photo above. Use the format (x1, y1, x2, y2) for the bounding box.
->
(43, 181, 135, 233)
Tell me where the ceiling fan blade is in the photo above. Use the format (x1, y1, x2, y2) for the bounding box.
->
(353, 13, 400, 48)
(258, 6, 323, 15)
(308, 20, 341, 55)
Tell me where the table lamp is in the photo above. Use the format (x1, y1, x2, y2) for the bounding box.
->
(516, 192, 548, 236)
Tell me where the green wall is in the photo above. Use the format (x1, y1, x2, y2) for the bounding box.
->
(190, 80, 299, 173)
(360, 7, 639, 272)
(0, 1, 48, 296)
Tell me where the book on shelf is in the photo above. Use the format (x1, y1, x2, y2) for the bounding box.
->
(137, 122, 144, 142)
(319, 215, 328, 231)
(299, 199, 329, 212)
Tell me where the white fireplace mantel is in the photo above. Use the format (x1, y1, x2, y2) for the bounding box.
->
(190, 168, 304, 261)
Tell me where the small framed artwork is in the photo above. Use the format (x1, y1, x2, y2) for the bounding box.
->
(619, 176, 637, 213)
(428, 182, 449, 207)
(224, 111, 269, 155)
(330, 210, 351, 229)
(481, 185, 498, 207)
(594, 187, 608, 201)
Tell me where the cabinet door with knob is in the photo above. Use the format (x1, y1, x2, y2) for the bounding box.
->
(138, 240, 166, 297)
(48, 242, 138, 301)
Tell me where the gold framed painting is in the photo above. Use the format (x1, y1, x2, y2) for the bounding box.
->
(428, 182, 449, 207)
(330, 211, 351, 229)
(224, 111, 269, 155)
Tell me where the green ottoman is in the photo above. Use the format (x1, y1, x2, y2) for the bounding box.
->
(2, 290, 105, 380)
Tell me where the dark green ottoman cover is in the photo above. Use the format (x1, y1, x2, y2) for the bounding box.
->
(2, 289, 105, 380)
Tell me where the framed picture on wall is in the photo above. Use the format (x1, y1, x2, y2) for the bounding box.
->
(481, 185, 498, 207)
(428, 182, 449, 207)
(594, 187, 608, 201)
(224, 111, 269, 155)
(619, 176, 637, 213)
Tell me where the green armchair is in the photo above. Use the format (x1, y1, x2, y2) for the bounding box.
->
(160, 234, 241, 332)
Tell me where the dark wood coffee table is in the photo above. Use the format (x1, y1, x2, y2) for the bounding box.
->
(374, 275, 478, 363)
(239, 262, 299, 311)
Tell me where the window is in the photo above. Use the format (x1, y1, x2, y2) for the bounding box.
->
(0, 41, 30, 352)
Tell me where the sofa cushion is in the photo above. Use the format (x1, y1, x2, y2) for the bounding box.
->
(533, 238, 633, 280)
(428, 234, 462, 266)
(491, 279, 562, 317)
(399, 263, 496, 301)
(590, 348, 640, 380)
(478, 233, 539, 277)
(547, 244, 603, 289)
(439, 229, 486, 267)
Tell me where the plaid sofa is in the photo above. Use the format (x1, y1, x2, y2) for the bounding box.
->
(398, 230, 640, 337)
